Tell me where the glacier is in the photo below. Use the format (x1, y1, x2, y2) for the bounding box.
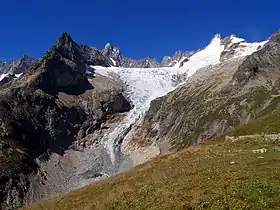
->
(92, 35, 268, 171)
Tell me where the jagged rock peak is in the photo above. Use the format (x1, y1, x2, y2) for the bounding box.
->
(211, 33, 246, 45)
(20, 54, 30, 60)
(104, 43, 116, 49)
(103, 43, 121, 54)
(56, 32, 74, 47)
(221, 34, 245, 50)
(211, 33, 222, 41)
(102, 43, 122, 65)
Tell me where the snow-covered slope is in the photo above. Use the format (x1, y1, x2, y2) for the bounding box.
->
(174, 34, 267, 77)
(173, 34, 224, 75)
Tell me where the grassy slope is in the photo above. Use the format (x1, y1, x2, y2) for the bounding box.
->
(23, 111, 280, 210)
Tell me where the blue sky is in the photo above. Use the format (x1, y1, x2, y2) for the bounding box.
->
(0, 0, 279, 61)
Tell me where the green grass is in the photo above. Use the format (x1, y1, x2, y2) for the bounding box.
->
(23, 128, 280, 210)
(230, 110, 280, 136)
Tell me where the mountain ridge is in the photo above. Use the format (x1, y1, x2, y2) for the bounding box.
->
(0, 32, 268, 82)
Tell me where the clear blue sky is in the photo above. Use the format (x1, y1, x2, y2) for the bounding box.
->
(0, 0, 279, 61)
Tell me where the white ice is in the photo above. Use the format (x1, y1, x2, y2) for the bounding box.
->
(15, 73, 23, 78)
(0, 74, 8, 81)
(230, 35, 245, 44)
(110, 58, 117, 66)
(234, 40, 268, 58)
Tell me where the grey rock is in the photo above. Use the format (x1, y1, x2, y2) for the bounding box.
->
(0, 55, 36, 75)
(161, 50, 198, 67)
(121, 56, 160, 68)
(102, 43, 122, 66)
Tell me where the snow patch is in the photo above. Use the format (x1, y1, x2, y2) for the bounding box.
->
(110, 58, 117, 66)
(0, 74, 8, 81)
(90, 65, 111, 77)
(15, 73, 23, 78)
(230, 35, 245, 44)
(225, 35, 245, 49)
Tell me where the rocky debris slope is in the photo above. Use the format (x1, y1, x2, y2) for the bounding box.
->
(0, 33, 131, 210)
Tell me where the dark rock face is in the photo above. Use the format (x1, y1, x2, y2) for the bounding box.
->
(0, 32, 131, 210)
(0, 138, 37, 210)
(50, 32, 113, 71)
(121, 56, 160, 68)
(102, 43, 122, 66)
(30, 53, 93, 96)
(0, 87, 86, 157)
(0, 86, 86, 209)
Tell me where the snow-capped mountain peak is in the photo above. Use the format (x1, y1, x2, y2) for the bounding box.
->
(175, 34, 268, 76)
(212, 33, 222, 40)
(174, 33, 224, 76)
(220, 35, 268, 62)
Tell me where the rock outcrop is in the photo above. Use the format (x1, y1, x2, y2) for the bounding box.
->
(101, 43, 161, 68)
(102, 43, 122, 66)
(121, 56, 160, 68)
(161, 50, 198, 67)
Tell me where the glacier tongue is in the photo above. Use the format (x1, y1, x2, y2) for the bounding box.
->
(94, 66, 179, 166)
